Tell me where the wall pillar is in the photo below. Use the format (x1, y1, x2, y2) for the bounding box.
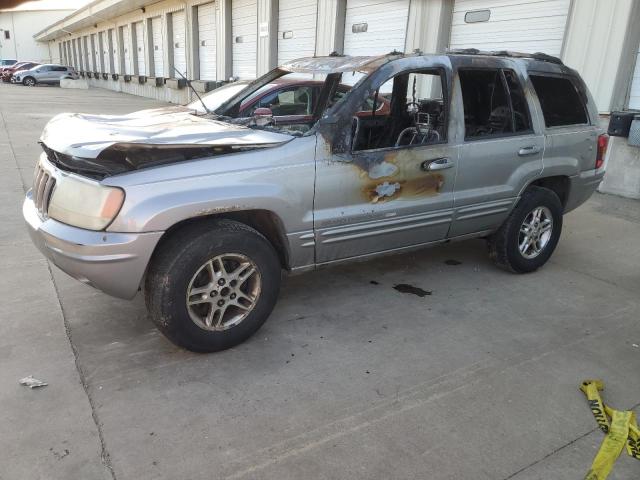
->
(405, 0, 453, 54)
(315, 0, 346, 55)
(256, 0, 278, 75)
(216, 0, 232, 81)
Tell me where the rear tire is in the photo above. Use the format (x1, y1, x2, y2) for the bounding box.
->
(145, 219, 281, 353)
(23, 76, 36, 86)
(488, 186, 563, 273)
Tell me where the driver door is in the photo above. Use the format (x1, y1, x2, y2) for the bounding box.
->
(313, 63, 459, 263)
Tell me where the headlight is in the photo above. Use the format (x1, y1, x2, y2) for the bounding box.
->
(47, 174, 124, 230)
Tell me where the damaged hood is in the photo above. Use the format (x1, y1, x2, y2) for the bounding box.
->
(41, 110, 292, 159)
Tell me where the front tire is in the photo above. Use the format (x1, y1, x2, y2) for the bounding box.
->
(145, 219, 281, 352)
(488, 186, 563, 273)
(23, 76, 36, 86)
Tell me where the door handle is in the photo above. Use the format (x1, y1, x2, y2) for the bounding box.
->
(518, 146, 541, 156)
(422, 157, 453, 171)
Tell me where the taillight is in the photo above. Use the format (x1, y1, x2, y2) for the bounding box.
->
(596, 134, 608, 170)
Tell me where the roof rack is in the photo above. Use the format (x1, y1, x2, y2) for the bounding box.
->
(447, 48, 564, 65)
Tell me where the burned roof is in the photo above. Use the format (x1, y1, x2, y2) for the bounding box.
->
(279, 54, 399, 74)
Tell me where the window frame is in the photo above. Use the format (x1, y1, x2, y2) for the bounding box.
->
(528, 72, 591, 129)
(458, 67, 535, 142)
(350, 67, 450, 154)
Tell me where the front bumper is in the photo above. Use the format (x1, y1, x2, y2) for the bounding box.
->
(23, 191, 163, 299)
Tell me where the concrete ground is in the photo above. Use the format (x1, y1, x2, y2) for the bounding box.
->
(1, 82, 639, 480)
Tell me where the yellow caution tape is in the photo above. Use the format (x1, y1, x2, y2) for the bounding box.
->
(580, 380, 640, 480)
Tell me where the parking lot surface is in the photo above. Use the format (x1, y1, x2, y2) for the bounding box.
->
(1, 83, 639, 480)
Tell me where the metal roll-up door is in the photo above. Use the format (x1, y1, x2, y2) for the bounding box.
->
(232, 0, 257, 79)
(629, 44, 640, 109)
(278, 0, 317, 64)
(134, 21, 146, 75)
(110, 29, 120, 74)
(100, 31, 109, 72)
(72, 38, 79, 69)
(83, 36, 90, 71)
(343, 0, 409, 56)
(197, 2, 216, 80)
(92, 34, 98, 71)
(122, 25, 132, 75)
(172, 10, 187, 76)
(151, 16, 165, 77)
(450, 0, 571, 57)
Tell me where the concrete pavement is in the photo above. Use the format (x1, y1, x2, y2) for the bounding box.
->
(1, 82, 639, 480)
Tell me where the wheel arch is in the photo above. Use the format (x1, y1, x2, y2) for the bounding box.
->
(522, 175, 570, 210)
(151, 209, 291, 271)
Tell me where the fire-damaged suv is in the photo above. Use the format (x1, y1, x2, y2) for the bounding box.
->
(24, 51, 607, 352)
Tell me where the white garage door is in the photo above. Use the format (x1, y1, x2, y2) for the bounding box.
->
(83, 36, 90, 70)
(100, 31, 109, 72)
(343, 0, 409, 56)
(450, 0, 571, 57)
(152, 16, 165, 77)
(134, 21, 146, 75)
(121, 25, 132, 75)
(198, 2, 217, 80)
(278, 0, 317, 64)
(232, 0, 257, 79)
(172, 10, 187, 77)
(110, 29, 120, 74)
(629, 44, 640, 110)
(91, 34, 98, 71)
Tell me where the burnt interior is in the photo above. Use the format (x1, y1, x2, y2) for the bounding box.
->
(351, 69, 447, 151)
(529, 74, 588, 127)
(459, 68, 531, 139)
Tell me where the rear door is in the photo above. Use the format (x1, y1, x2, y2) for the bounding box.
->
(449, 59, 544, 237)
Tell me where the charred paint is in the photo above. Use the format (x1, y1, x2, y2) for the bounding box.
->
(353, 147, 446, 203)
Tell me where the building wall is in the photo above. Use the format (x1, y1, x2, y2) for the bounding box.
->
(0, 9, 74, 62)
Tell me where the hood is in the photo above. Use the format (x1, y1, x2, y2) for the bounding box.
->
(41, 110, 293, 159)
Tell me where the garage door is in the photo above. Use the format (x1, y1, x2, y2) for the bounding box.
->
(134, 21, 146, 75)
(343, 0, 409, 56)
(278, 0, 317, 64)
(91, 34, 98, 71)
(100, 31, 109, 72)
(197, 2, 217, 80)
(630, 44, 640, 110)
(172, 10, 187, 77)
(110, 29, 120, 74)
(83, 36, 90, 71)
(450, 0, 571, 57)
(151, 16, 165, 77)
(121, 25, 132, 75)
(232, 0, 257, 79)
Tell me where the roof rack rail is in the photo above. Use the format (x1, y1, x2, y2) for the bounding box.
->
(446, 48, 564, 65)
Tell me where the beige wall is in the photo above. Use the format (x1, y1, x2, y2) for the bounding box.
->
(0, 9, 74, 62)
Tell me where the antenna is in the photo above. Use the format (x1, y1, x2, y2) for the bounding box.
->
(173, 67, 211, 114)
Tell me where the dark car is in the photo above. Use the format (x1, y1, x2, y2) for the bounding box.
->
(2, 62, 40, 83)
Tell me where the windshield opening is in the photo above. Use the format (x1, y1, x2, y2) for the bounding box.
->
(212, 69, 372, 136)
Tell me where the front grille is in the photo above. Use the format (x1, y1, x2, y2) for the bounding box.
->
(33, 162, 56, 218)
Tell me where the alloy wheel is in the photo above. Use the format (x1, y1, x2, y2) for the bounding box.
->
(518, 206, 553, 259)
(186, 253, 261, 331)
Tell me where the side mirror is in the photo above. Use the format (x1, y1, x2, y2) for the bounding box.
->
(253, 107, 273, 117)
(36, 69, 42, 73)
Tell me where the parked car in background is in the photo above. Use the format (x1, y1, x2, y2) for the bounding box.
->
(2, 61, 39, 83)
(0, 59, 17, 68)
(14, 64, 78, 86)
(24, 51, 607, 353)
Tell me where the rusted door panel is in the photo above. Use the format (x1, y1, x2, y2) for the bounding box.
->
(314, 136, 458, 263)
(449, 133, 544, 237)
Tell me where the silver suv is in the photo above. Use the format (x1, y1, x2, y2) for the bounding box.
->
(14, 64, 78, 86)
(24, 51, 607, 352)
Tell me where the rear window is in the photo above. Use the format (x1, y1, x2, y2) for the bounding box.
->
(530, 75, 588, 127)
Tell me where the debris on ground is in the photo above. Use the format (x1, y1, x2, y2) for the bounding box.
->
(579, 380, 640, 480)
(393, 284, 432, 297)
(19, 376, 48, 389)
